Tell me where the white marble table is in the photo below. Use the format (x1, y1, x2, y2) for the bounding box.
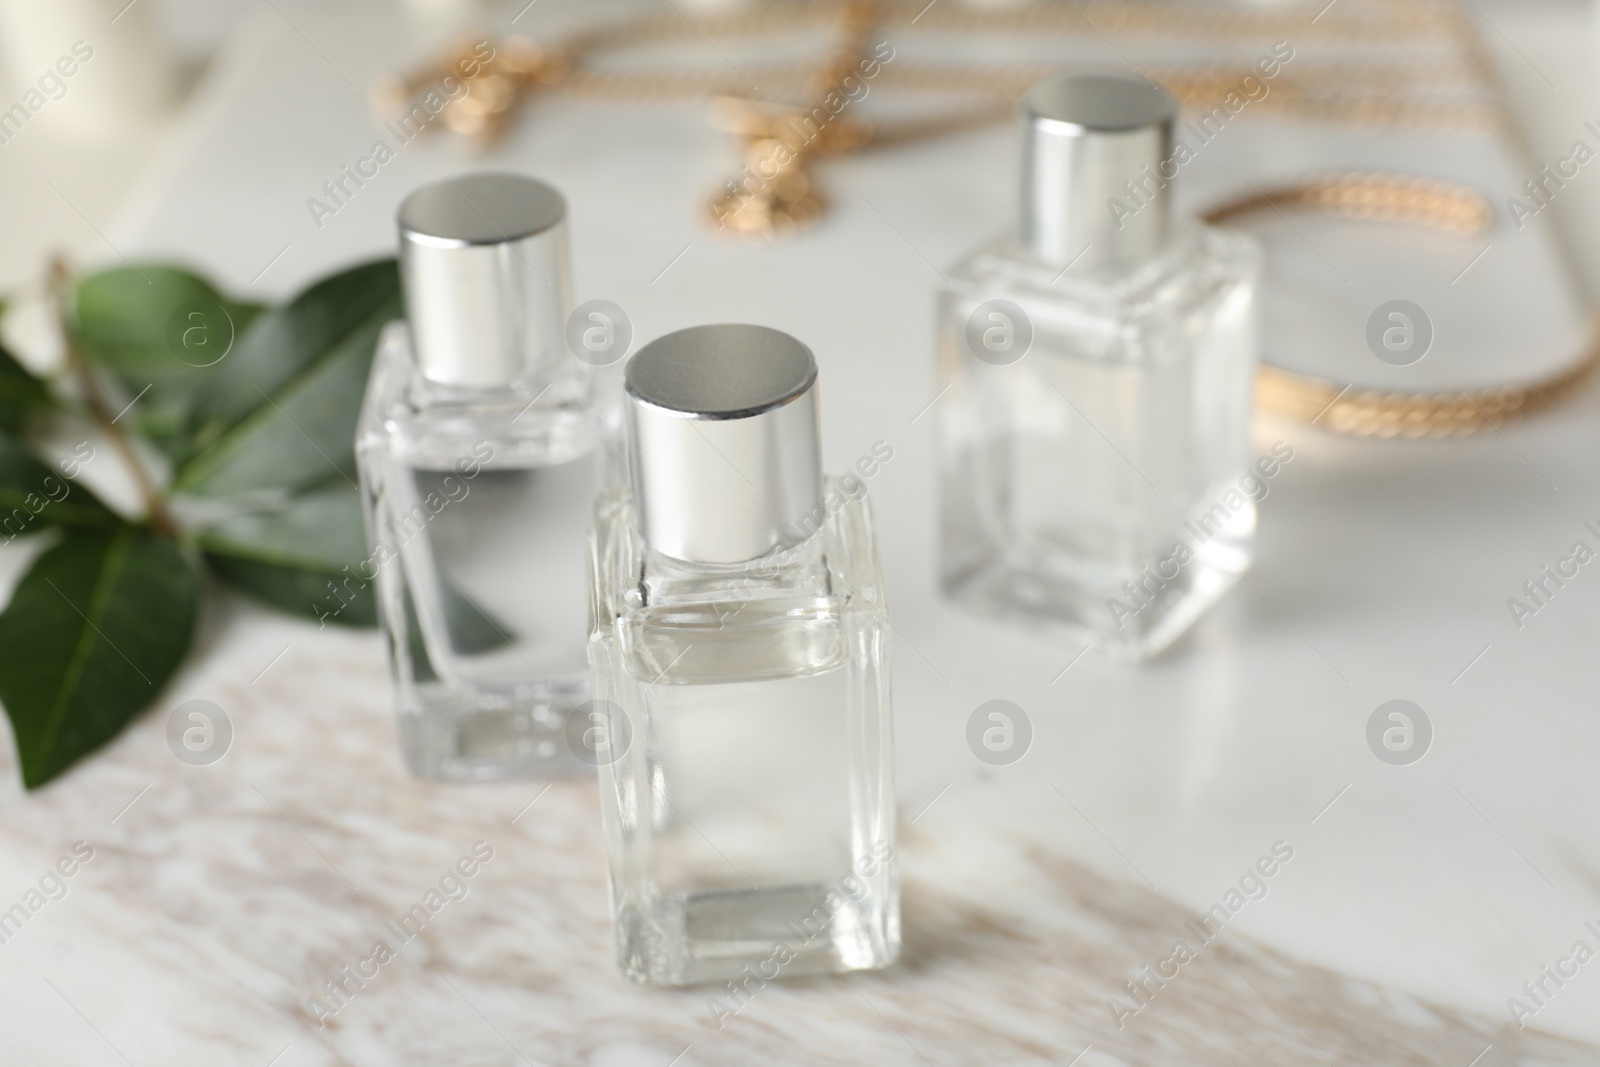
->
(2, 1, 1599, 1064)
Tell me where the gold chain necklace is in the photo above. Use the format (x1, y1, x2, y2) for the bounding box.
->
(1202, 173, 1600, 437)
(373, 0, 1595, 437)
(375, 0, 1504, 229)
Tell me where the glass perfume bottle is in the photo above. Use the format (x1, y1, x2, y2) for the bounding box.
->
(357, 173, 615, 780)
(937, 74, 1261, 659)
(588, 324, 899, 986)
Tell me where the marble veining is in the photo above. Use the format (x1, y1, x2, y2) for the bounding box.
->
(0, 601, 1592, 1065)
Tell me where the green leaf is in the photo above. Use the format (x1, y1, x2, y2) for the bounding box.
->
(428, 579, 513, 657)
(207, 554, 376, 627)
(192, 481, 510, 646)
(175, 259, 401, 497)
(0, 295, 50, 430)
(400, 580, 514, 684)
(0, 340, 51, 435)
(72, 266, 263, 460)
(0, 527, 198, 789)
(195, 482, 375, 626)
(0, 350, 50, 433)
(0, 434, 119, 537)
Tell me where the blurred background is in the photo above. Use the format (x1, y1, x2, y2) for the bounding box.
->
(2, 0, 1598, 293)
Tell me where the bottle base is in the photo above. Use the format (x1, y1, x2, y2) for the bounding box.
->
(616, 883, 899, 986)
(397, 679, 591, 780)
(942, 528, 1253, 661)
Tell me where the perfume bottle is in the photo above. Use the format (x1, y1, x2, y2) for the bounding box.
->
(356, 173, 615, 779)
(937, 74, 1261, 658)
(587, 324, 899, 986)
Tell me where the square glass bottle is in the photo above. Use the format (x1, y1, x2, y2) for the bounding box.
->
(356, 173, 619, 780)
(937, 75, 1261, 659)
(587, 324, 899, 986)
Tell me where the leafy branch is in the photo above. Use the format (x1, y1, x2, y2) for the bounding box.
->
(49, 259, 179, 538)
(0, 257, 401, 788)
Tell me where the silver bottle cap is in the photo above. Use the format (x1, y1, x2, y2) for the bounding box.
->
(625, 324, 823, 564)
(1019, 73, 1177, 270)
(398, 173, 571, 387)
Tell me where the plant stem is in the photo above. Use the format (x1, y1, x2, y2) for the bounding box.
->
(48, 258, 180, 538)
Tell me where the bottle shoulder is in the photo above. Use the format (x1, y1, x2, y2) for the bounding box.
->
(359, 321, 616, 469)
(591, 477, 886, 685)
(944, 225, 1260, 325)
(594, 477, 883, 610)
